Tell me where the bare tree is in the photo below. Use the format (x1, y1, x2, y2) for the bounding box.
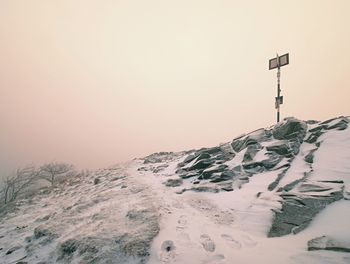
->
(40, 162, 74, 186)
(1, 166, 39, 205)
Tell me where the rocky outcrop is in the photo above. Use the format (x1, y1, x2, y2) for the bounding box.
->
(268, 181, 344, 237)
(175, 118, 314, 193)
(272, 118, 307, 141)
(308, 236, 350, 252)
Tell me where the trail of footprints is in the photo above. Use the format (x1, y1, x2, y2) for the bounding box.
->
(159, 214, 257, 263)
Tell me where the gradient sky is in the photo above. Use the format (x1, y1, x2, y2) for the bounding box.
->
(1, 0, 349, 175)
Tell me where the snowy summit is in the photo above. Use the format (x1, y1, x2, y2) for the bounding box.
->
(1, 116, 350, 264)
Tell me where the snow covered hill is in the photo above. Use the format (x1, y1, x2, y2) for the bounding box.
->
(1, 116, 350, 264)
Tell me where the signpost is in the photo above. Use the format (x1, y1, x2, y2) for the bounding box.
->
(269, 53, 289, 123)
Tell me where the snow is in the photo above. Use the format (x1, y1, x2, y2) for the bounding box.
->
(311, 128, 350, 191)
(1, 118, 349, 264)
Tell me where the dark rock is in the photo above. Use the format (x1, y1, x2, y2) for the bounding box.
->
(153, 164, 169, 173)
(192, 152, 211, 162)
(179, 171, 200, 179)
(306, 120, 320, 125)
(266, 142, 292, 156)
(327, 117, 349, 130)
(304, 149, 317, 164)
(198, 146, 222, 155)
(243, 162, 264, 174)
(201, 164, 228, 179)
(261, 154, 283, 170)
(305, 130, 324, 144)
(273, 118, 307, 141)
(190, 186, 219, 193)
(210, 170, 235, 183)
(186, 158, 214, 171)
(282, 172, 309, 192)
(6, 245, 21, 255)
(94, 178, 100, 185)
(297, 182, 333, 193)
(218, 182, 234, 191)
(309, 125, 327, 133)
(164, 178, 183, 187)
(268, 182, 344, 237)
(182, 153, 200, 165)
(320, 117, 338, 125)
(308, 236, 350, 252)
(243, 143, 262, 162)
(231, 129, 271, 153)
(268, 169, 288, 191)
(143, 152, 174, 164)
(232, 165, 243, 175)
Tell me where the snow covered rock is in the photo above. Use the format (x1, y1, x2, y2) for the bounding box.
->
(308, 236, 350, 252)
(272, 117, 307, 141)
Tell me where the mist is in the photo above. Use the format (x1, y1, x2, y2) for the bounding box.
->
(1, 0, 350, 177)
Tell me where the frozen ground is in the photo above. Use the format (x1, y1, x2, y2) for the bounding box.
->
(1, 117, 349, 264)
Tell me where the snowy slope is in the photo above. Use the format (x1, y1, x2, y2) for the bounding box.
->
(1, 116, 349, 264)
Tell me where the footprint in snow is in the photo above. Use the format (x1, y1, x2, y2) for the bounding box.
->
(159, 240, 176, 264)
(176, 215, 187, 231)
(221, 234, 242, 249)
(200, 234, 216, 252)
(240, 234, 257, 247)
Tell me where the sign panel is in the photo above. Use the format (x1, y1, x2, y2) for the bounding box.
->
(269, 53, 289, 70)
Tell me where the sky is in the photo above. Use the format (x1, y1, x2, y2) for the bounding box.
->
(0, 0, 349, 175)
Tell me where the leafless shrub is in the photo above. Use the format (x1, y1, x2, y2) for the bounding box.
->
(0, 166, 39, 205)
(39, 162, 74, 186)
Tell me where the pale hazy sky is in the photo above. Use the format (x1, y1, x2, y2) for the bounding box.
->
(1, 0, 349, 174)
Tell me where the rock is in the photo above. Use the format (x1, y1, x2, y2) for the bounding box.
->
(261, 153, 283, 170)
(209, 170, 235, 183)
(181, 152, 200, 165)
(179, 171, 200, 179)
(143, 152, 174, 164)
(273, 118, 307, 141)
(153, 164, 169, 173)
(306, 120, 320, 124)
(268, 169, 289, 191)
(94, 178, 100, 185)
(164, 178, 183, 187)
(268, 181, 344, 237)
(327, 117, 349, 130)
(217, 182, 234, 191)
(297, 182, 333, 193)
(190, 185, 219, 193)
(243, 143, 262, 162)
(308, 236, 350, 252)
(201, 164, 228, 179)
(243, 162, 265, 174)
(231, 129, 271, 153)
(6, 245, 21, 255)
(266, 141, 292, 157)
(186, 158, 214, 171)
(197, 146, 222, 155)
(305, 130, 324, 144)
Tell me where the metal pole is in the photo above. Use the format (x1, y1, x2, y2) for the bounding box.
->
(277, 66, 281, 122)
